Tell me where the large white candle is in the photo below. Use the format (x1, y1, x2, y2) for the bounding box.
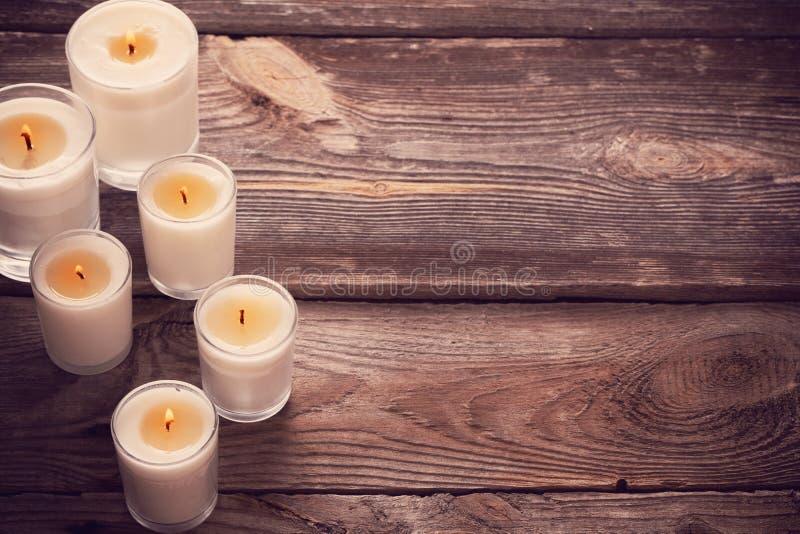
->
(137, 154, 236, 300)
(112, 380, 218, 532)
(0, 83, 98, 282)
(66, 0, 199, 191)
(30, 229, 132, 375)
(194, 275, 298, 422)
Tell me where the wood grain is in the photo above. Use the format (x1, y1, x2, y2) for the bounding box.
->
(1, 34, 799, 301)
(1, 296, 799, 494)
(2, 491, 799, 533)
(2, 1, 800, 38)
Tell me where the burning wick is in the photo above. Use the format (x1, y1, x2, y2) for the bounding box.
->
(239, 308, 245, 325)
(20, 124, 33, 151)
(179, 186, 188, 205)
(74, 265, 85, 280)
(126, 30, 136, 56)
(164, 407, 174, 432)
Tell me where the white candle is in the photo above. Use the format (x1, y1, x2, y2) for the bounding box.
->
(112, 380, 218, 532)
(0, 83, 99, 282)
(194, 275, 298, 422)
(66, 0, 199, 191)
(137, 154, 236, 300)
(30, 229, 132, 375)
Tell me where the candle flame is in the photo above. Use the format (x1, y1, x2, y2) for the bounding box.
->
(126, 30, 136, 55)
(165, 407, 174, 432)
(74, 264, 85, 280)
(179, 186, 188, 205)
(239, 308, 245, 325)
(20, 124, 33, 151)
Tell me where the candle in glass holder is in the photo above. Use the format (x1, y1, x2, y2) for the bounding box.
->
(194, 275, 298, 422)
(30, 229, 132, 375)
(112, 380, 218, 533)
(137, 154, 236, 300)
(66, 0, 199, 190)
(0, 83, 98, 282)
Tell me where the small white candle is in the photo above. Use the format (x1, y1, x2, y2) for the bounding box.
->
(30, 229, 132, 375)
(194, 275, 298, 422)
(137, 154, 236, 300)
(66, 0, 199, 191)
(0, 83, 99, 282)
(112, 380, 218, 532)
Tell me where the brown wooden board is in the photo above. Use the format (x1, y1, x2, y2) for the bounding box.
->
(2, 491, 799, 533)
(2, 296, 799, 494)
(2, 1, 800, 38)
(0, 34, 799, 301)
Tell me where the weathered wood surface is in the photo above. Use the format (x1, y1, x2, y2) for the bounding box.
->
(2, 296, 799, 494)
(2, 1, 800, 38)
(2, 491, 799, 533)
(1, 33, 799, 301)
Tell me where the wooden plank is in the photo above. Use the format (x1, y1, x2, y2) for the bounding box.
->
(1, 296, 799, 493)
(2, 491, 799, 533)
(2, 1, 800, 38)
(1, 34, 800, 301)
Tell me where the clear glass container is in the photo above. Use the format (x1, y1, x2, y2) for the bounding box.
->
(137, 153, 236, 300)
(111, 380, 219, 532)
(29, 229, 131, 375)
(0, 83, 99, 282)
(194, 275, 298, 422)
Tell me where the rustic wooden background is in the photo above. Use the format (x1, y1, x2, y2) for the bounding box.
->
(1, 1, 800, 532)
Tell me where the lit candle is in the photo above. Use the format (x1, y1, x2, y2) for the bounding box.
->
(194, 275, 298, 422)
(30, 229, 132, 375)
(66, 0, 199, 190)
(0, 83, 99, 282)
(137, 154, 236, 300)
(112, 380, 218, 532)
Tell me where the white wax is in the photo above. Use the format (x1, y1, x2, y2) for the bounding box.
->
(67, 0, 199, 185)
(30, 230, 131, 375)
(113, 381, 218, 528)
(195, 281, 296, 422)
(138, 157, 236, 298)
(0, 96, 98, 278)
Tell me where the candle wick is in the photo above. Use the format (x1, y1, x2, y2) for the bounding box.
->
(179, 186, 188, 205)
(164, 408, 175, 432)
(20, 128, 33, 151)
(126, 30, 136, 56)
(74, 265, 85, 280)
(239, 309, 245, 325)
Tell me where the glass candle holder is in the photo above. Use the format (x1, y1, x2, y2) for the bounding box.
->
(66, 0, 199, 190)
(194, 275, 298, 423)
(112, 380, 219, 533)
(137, 154, 236, 300)
(30, 229, 132, 375)
(0, 83, 99, 282)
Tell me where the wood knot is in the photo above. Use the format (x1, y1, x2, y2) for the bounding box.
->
(209, 35, 333, 116)
(675, 516, 723, 534)
(601, 129, 778, 184)
(606, 331, 800, 456)
(649, 333, 798, 411)
(603, 131, 707, 182)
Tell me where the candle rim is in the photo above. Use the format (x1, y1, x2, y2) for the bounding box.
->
(65, 0, 199, 91)
(111, 380, 218, 466)
(0, 84, 96, 181)
(29, 229, 132, 308)
(194, 275, 299, 357)
(137, 153, 237, 224)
